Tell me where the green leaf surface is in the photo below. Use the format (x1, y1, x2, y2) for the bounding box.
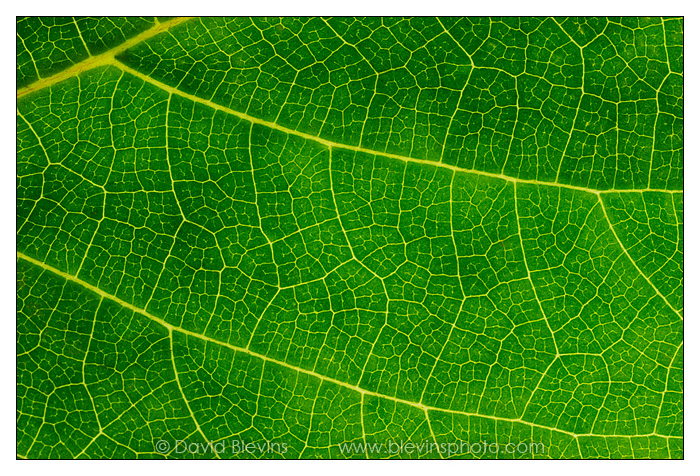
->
(16, 16, 683, 459)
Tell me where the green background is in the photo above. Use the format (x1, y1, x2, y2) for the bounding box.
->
(17, 17, 683, 459)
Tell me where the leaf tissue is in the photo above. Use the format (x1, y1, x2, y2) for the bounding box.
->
(16, 17, 683, 459)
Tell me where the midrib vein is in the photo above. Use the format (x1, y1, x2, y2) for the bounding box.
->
(16, 16, 193, 99)
(111, 62, 682, 197)
(17, 37, 681, 197)
(16, 251, 679, 442)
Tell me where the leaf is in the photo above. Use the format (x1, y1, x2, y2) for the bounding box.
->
(16, 17, 683, 459)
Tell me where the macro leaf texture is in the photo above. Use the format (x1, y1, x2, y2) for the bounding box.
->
(16, 17, 683, 459)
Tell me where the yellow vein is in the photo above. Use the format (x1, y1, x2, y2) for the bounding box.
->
(16, 17, 193, 99)
(72, 17, 91, 58)
(168, 328, 221, 459)
(105, 61, 680, 197)
(513, 181, 560, 356)
(17, 32, 682, 199)
(597, 195, 683, 321)
(17, 109, 51, 164)
(17, 28, 41, 82)
(425, 407, 445, 460)
(359, 393, 368, 459)
(16, 251, 680, 441)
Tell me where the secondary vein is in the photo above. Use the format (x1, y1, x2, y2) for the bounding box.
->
(16, 16, 193, 99)
(597, 196, 684, 320)
(16, 21, 682, 197)
(16, 251, 680, 442)
(109, 61, 682, 198)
